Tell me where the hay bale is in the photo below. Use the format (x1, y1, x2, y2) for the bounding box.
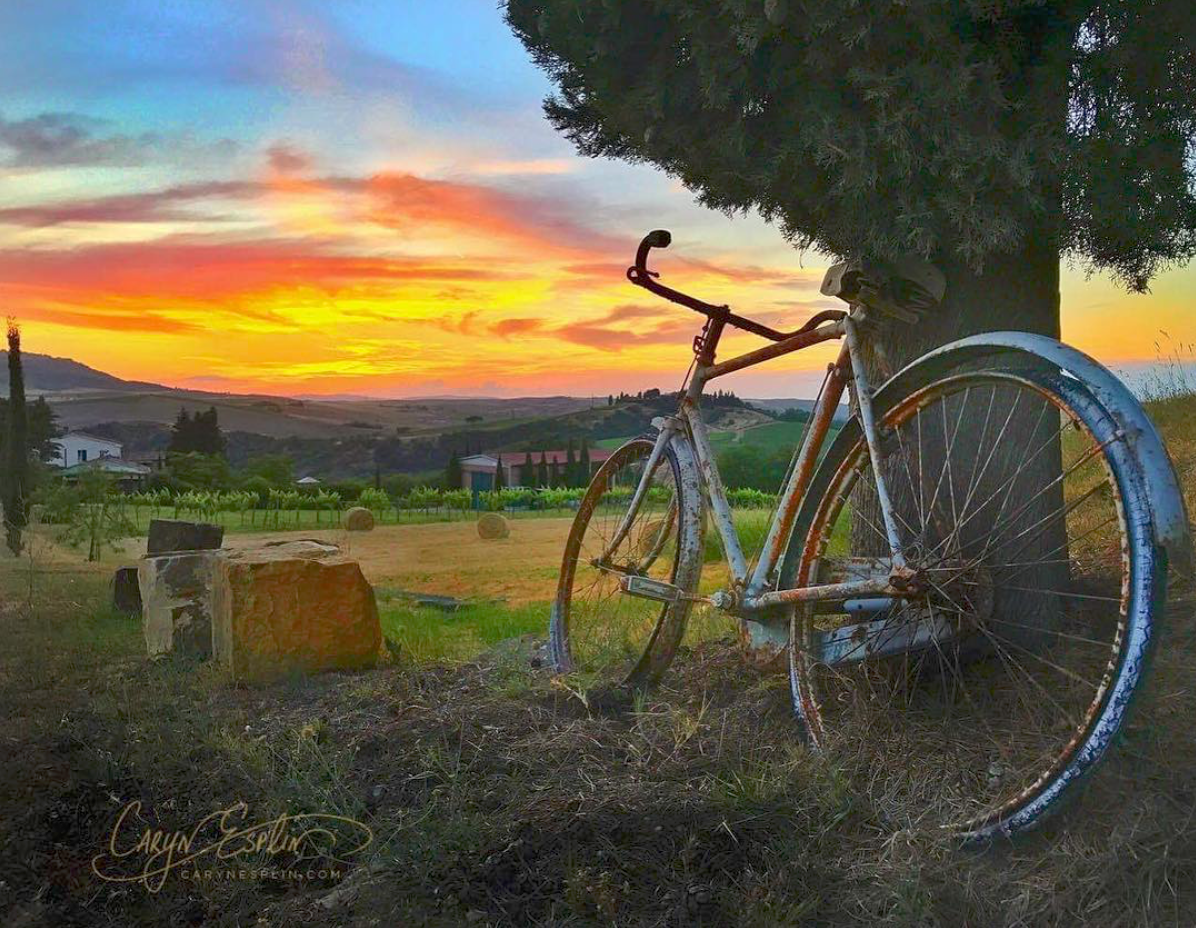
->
(343, 507, 376, 532)
(477, 513, 510, 540)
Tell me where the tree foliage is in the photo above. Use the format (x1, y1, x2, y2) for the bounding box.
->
(0, 396, 61, 463)
(244, 453, 295, 488)
(169, 406, 226, 456)
(2, 320, 28, 555)
(506, 0, 1196, 289)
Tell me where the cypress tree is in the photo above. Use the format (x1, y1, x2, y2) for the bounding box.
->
(579, 438, 592, 486)
(445, 451, 462, 490)
(521, 451, 535, 486)
(538, 452, 549, 488)
(3, 319, 28, 556)
(565, 438, 577, 487)
(493, 456, 506, 491)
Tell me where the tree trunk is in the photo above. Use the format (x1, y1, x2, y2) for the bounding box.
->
(851, 226, 1069, 653)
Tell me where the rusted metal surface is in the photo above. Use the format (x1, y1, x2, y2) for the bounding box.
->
(687, 406, 749, 582)
(746, 349, 849, 600)
(746, 575, 899, 609)
(703, 322, 844, 380)
(842, 314, 907, 569)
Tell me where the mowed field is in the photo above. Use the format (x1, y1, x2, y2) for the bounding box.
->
(29, 517, 578, 605)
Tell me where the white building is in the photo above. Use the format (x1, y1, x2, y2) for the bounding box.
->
(50, 431, 123, 468)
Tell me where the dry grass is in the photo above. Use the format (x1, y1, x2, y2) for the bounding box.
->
(1, 554, 1194, 926)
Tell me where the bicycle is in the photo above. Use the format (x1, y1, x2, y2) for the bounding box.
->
(549, 229, 1193, 840)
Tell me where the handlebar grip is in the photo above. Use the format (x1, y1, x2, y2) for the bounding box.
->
(634, 229, 672, 278)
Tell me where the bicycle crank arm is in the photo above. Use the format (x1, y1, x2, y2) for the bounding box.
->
(618, 574, 713, 605)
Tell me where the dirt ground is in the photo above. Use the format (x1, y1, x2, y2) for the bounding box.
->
(31, 517, 578, 605)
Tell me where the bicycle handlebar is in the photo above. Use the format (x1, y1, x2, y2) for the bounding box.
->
(626, 230, 844, 343)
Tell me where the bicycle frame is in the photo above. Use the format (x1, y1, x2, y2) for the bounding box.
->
(608, 307, 914, 632)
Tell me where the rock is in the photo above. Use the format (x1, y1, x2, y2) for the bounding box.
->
(476, 513, 510, 540)
(138, 552, 219, 658)
(147, 519, 224, 555)
(111, 566, 141, 616)
(211, 550, 382, 683)
(234, 539, 341, 560)
(343, 507, 375, 532)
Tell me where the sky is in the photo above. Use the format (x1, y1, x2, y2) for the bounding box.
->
(1, 0, 1193, 399)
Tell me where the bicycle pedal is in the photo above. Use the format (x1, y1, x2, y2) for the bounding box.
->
(619, 574, 683, 603)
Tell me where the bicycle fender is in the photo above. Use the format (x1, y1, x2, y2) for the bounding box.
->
(875, 331, 1193, 580)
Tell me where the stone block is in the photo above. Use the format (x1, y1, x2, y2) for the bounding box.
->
(138, 552, 218, 658)
(112, 566, 141, 616)
(211, 549, 381, 683)
(147, 519, 224, 555)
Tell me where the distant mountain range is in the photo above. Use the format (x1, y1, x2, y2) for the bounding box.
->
(0, 351, 163, 394)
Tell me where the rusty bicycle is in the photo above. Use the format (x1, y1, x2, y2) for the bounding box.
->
(549, 229, 1192, 840)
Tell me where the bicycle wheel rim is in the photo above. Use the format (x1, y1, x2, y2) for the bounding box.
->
(551, 438, 690, 685)
(788, 369, 1151, 837)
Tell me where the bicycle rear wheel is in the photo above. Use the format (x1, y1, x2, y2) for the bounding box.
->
(549, 435, 703, 686)
(783, 364, 1163, 839)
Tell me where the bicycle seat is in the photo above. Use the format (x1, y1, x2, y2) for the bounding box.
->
(820, 255, 945, 323)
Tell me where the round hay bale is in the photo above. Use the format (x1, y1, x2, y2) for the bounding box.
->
(343, 507, 376, 532)
(477, 513, 510, 540)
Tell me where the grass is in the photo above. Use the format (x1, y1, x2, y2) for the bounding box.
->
(4, 555, 1195, 925)
(378, 597, 549, 663)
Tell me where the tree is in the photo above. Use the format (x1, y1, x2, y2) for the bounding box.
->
(169, 406, 225, 456)
(162, 452, 231, 492)
(493, 457, 506, 491)
(521, 451, 535, 486)
(60, 469, 135, 562)
(2, 319, 28, 555)
(565, 438, 578, 487)
(538, 452, 549, 488)
(579, 438, 592, 485)
(445, 451, 462, 490)
(506, 2, 1196, 366)
(0, 396, 61, 463)
(244, 453, 294, 488)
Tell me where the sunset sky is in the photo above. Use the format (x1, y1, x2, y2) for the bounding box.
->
(2, 0, 1193, 399)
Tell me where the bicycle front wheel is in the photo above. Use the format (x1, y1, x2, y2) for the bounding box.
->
(549, 434, 703, 687)
(783, 364, 1164, 840)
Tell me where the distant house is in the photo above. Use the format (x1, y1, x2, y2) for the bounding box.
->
(459, 449, 613, 494)
(125, 450, 166, 473)
(59, 457, 151, 490)
(50, 431, 123, 468)
(296, 476, 321, 487)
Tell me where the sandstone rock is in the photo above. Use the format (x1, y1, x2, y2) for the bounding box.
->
(229, 539, 341, 561)
(139, 552, 218, 658)
(477, 513, 510, 540)
(211, 551, 381, 682)
(343, 507, 375, 532)
(147, 519, 224, 554)
(112, 566, 141, 616)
